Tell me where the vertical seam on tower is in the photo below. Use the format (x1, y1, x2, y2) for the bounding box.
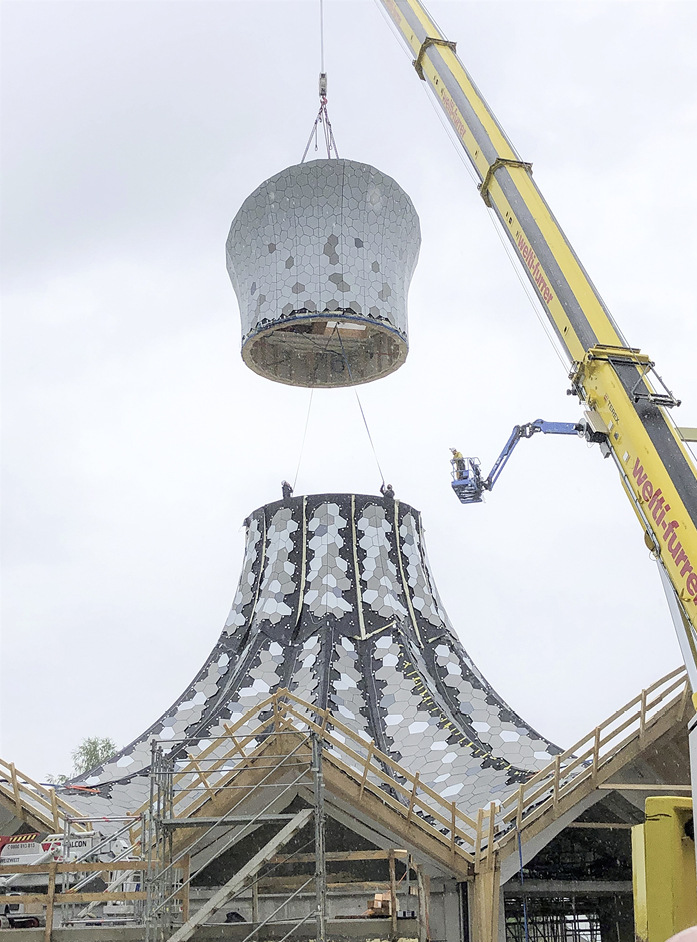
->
(293, 496, 308, 634)
(339, 161, 345, 305)
(415, 508, 441, 624)
(318, 621, 334, 712)
(358, 636, 395, 787)
(393, 499, 422, 644)
(247, 510, 267, 630)
(351, 495, 366, 639)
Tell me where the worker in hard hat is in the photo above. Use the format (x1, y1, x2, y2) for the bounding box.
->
(450, 448, 466, 480)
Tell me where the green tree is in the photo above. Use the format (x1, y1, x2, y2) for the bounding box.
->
(71, 736, 117, 775)
(46, 736, 117, 783)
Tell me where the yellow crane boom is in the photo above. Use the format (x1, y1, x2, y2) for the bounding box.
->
(378, 0, 697, 687)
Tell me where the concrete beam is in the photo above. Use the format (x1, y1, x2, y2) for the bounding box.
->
(504, 879, 633, 896)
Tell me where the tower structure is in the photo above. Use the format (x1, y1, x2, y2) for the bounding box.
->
(67, 493, 560, 823)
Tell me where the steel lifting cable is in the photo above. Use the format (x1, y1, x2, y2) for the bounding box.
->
(335, 329, 386, 486)
(292, 321, 356, 492)
(301, 90, 339, 163)
(301, 0, 339, 162)
(292, 388, 314, 493)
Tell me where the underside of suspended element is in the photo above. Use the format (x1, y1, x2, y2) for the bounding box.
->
(226, 159, 421, 388)
(242, 314, 406, 388)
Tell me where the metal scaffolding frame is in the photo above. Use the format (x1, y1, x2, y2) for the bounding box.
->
(143, 730, 327, 942)
(505, 897, 609, 942)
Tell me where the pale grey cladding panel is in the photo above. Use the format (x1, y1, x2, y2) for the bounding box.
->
(305, 501, 353, 617)
(224, 516, 262, 633)
(254, 507, 298, 625)
(399, 511, 444, 627)
(357, 503, 407, 619)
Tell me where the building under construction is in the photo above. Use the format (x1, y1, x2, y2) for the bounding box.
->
(0, 491, 690, 940)
(2, 1, 697, 940)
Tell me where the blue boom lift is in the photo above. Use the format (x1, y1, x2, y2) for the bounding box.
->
(451, 420, 588, 504)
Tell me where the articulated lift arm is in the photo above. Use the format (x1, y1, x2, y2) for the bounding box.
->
(379, 0, 697, 688)
(451, 420, 583, 505)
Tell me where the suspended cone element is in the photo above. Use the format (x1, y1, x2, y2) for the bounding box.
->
(65, 493, 560, 824)
(226, 160, 421, 388)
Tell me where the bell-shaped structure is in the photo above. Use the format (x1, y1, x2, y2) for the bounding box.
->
(226, 160, 420, 387)
(65, 493, 559, 823)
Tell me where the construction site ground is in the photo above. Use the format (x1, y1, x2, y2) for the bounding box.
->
(0, 921, 418, 942)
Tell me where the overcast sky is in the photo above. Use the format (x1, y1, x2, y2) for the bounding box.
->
(2, 1, 696, 782)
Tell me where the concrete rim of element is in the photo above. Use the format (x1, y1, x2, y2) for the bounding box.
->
(241, 311, 408, 388)
(227, 158, 420, 388)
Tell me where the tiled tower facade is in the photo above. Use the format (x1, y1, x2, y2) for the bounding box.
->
(68, 494, 560, 824)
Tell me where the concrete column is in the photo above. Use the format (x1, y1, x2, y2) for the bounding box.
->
(442, 879, 464, 942)
(416, 865, 429, 942)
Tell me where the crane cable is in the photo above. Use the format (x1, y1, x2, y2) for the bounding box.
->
(291, 318, 361, 491)
(414, 59, 571, 373)
(292, 388, 314, 493)
(301, 0, 339, 161)
(336, 329, 387, 487)
(291, 328, 387, 491)
(295, 1, 382, 488)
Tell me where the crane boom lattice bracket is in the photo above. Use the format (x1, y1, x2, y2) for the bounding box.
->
(479, 158, 533, 207)
(413, 37, 457, 80)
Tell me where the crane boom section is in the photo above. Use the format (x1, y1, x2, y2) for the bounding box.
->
(379, 0, 697, 677)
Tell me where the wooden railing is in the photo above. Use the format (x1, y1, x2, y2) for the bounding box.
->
(0, 653, 684, 936)
(130, 696, 477, 868)
(0, 665, 687, 878)
(477, 664, 690, 865)
(0, 760, 86, 833)
(130, 664, 689, 873)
